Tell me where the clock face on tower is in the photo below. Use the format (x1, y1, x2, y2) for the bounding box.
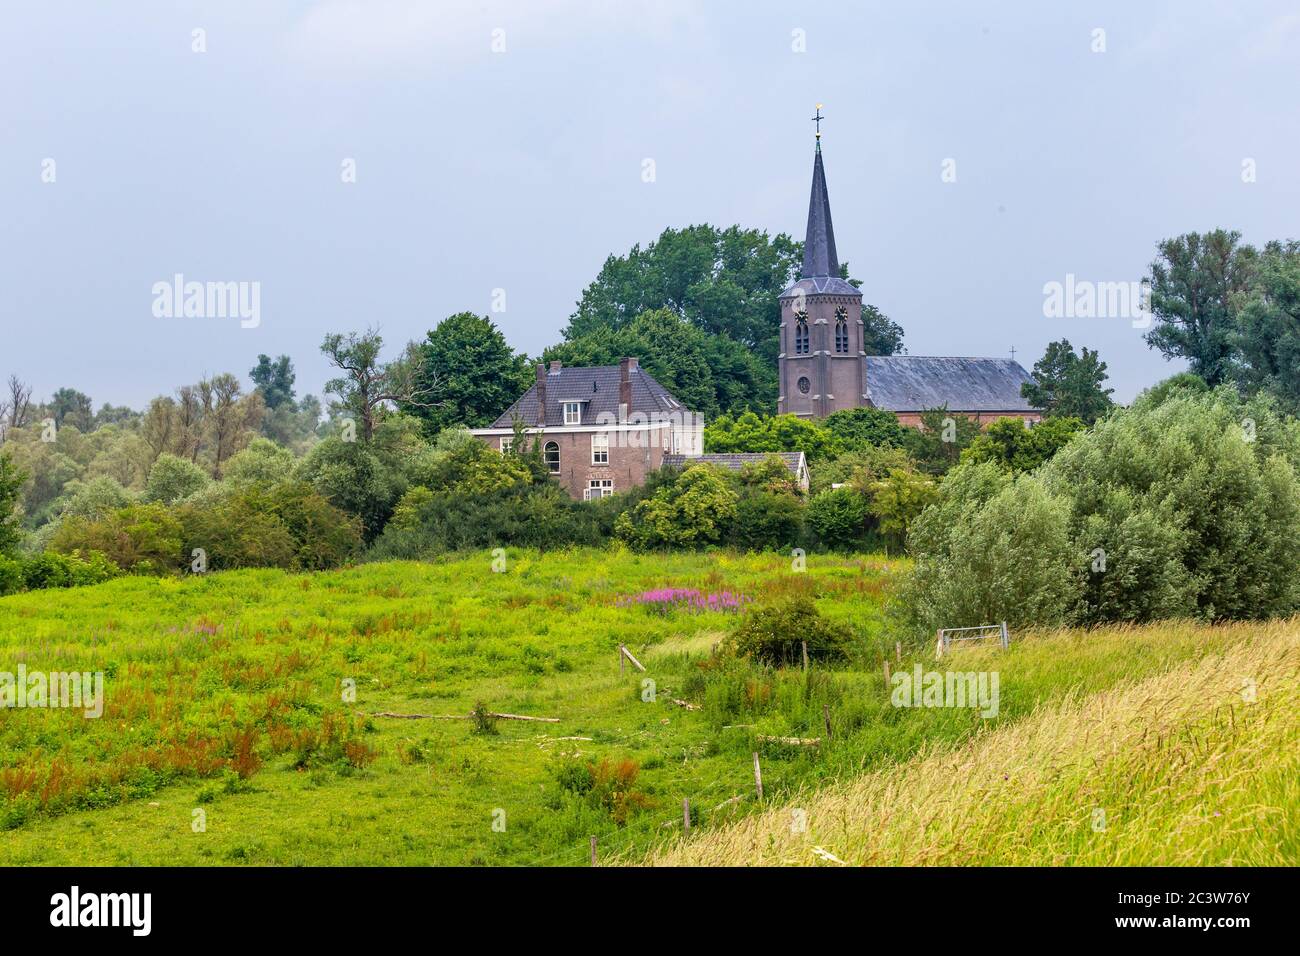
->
(797, 376, 811, 394)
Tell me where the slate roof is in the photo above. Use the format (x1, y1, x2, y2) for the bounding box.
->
(488, 363, 688, 428)
(863, 356, 1039, 413)
(663, 452, 807, 479)
(801, 146, 839, 279)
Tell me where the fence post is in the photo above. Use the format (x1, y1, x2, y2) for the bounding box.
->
(683, 798, 691, 835)
(895, 641, 902, 663)
(1001, 621, 1009, 649)
(801, 640, 809, 672)
(823, 704, 832, 741)
(619, 644, 625, 676)
(752, 752, 763, 801)
(590, 835, 597, 866)
(935, 629, 944, 659)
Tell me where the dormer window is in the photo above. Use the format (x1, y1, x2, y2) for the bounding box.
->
(563, 402, 582, 425)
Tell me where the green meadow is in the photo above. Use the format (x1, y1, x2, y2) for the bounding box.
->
(0, 549, 1288, 866)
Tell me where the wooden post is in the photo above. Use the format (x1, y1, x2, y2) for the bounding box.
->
(589, 835, 597, 866)
(683, 798, 691, 834)
(822, 703, 832, 741)
(883, 659, 891, 687)
(895, 641, 902, 663)
(752, 752, 763, 801)
(619, 644, 625, 676)
(801, 640, 809, 672)
(935, 629, 944, 659)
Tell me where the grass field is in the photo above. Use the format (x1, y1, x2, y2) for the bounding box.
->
(0, 548, 1292, 866)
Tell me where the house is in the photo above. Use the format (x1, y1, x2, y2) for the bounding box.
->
(470, 357, 704, 501)
(662, 451, 810, 493)
(777, 124, 1042, 425)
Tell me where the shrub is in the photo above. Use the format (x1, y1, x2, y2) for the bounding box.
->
(866, 466, 938, 548)
(20, 551, 120, 590)
(144, 453, 211, 505)
(822, 407, 909, 451)
(296, 436, 406, 542)
(223, 438, 296, 487)
(730, 492, 804, 551)
(961, 416, 1085, 473)
(725, 596, 854, 666)
(807, 487, 869, 550)
(50, 503, 185, 573)
(0, 554, 24, 596)
(614, 465, 738, 549)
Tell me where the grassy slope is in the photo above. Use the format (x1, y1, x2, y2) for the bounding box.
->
(645, 621, 1299, 866)
(0, 549, 1288, 865)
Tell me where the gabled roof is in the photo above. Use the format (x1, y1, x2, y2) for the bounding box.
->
(663, 451, 807, 478)
(488, 363, 689, 428)
(863, 356, 1039, 413)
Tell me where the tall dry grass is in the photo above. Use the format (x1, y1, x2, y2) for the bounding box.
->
(644, 620, 1298, 866)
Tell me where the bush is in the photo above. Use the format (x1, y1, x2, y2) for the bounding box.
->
(144, 453, 210, 505)
(725, 596, 854, 666)
(296, 437, 406, 542)
(50, 503, 185, 573)
(865, 466, 938, 548)
(0, 554, 25, 595)
(807, 487, 869, 550)
(0, 550, 121, 595)
(730, 492, 804, 551)
(961, 416, 1085, 473)
(822, 407, 909, 451)
(614, 465, 738, 549)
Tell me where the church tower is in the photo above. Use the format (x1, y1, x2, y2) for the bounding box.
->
(778, 110, 865, 418)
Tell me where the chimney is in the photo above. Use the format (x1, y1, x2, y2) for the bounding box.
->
(535, 364, 547, 426)
(619, 357, 637, 419)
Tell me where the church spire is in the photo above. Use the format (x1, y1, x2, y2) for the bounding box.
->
(801, 107, 839, 279)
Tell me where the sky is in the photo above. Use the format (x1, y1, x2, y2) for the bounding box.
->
(3, 0, 1299, 409)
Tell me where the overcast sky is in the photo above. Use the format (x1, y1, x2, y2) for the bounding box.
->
(4, 0, 1298, 409)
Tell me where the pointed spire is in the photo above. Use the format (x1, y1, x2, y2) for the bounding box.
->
(801, 144, 839, 279)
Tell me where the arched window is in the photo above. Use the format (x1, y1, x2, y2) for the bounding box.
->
(795, 313, 809, 355)
(834, 310, 849, 353)
(544, 441, 560, 473)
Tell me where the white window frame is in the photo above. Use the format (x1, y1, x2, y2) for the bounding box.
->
(584, 479, 614, 500)
(499, 437, 513, 453)
(591, 432, 609, 464)
(544, 440, 560, 473)
(563, 402, 582, 425)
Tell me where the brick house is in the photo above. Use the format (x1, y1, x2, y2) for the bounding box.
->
(470, 357, 704, 501)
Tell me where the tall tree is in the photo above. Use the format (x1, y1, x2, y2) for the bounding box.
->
(322, 328, 441, 443)
(1021, 339, 1114, 424)
(1234, 241, 1300, 413)
(1144, 230, 1259, 385)
(49, 388, 95, 431)
(406, 313, 531, 434)
(249, 354, 297, 411)
(5, 376, 33, 431)
(198, 373, 262, 478)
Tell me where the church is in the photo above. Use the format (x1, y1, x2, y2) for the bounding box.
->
(472, 118, 1040, 501)
(778, 118, 1041, 426)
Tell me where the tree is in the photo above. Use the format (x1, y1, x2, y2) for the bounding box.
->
(704, 411, 840, 460)
(614, 465, 738, 549)
(1021, 339, 1114, 423)
(199, 373, 263, 478)
(822, 407, 909, 451)
(322, 328, 442, 443)
(144, 453, 210, 505)
(900, 409, 983, 474)
(407, 313, 531, 434)
(962, 416, 1086, 473)
(249, 354, 297, 411)
(49, 388, 94, 431)
(0, 450, 28, 555)
(4, 375, 33, 431)
(1144, 230, 1259, 386)
(1234, 241, 1300, 413)
(545, 309, 773, 417)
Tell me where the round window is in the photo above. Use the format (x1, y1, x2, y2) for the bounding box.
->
(797, 376, 811, 394)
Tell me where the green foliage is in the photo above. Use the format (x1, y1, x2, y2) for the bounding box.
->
(902, 472, 1081, 634)
(730, 492, 805, 551)
(614, 465, 738, 549)
(724, 595, 854, 666)
(900, 409, 983, 475)
(866, 467, 939, 547)
(1234, 241, 1300, 413)
(1020, 340, 1114, 423)
(810, 445, 912, 496)
(408, 313, 532, 433)
(546, 308, 773, 417)
(50, 503, 185, 573)
(807, 488, 870, 550)
(144, 453, 210, 505)
(54, 476, 135, 521)
(223, 438, 296, 487)
(0, 450, 28, 556)
(961, 416, 1085, 473)
(249, 354, 296, 411)
(296, 436, 406, 542)
(1144, 229, 1259, 386)
(822, 407, 908, 451)
(705, 411, 839, 461)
